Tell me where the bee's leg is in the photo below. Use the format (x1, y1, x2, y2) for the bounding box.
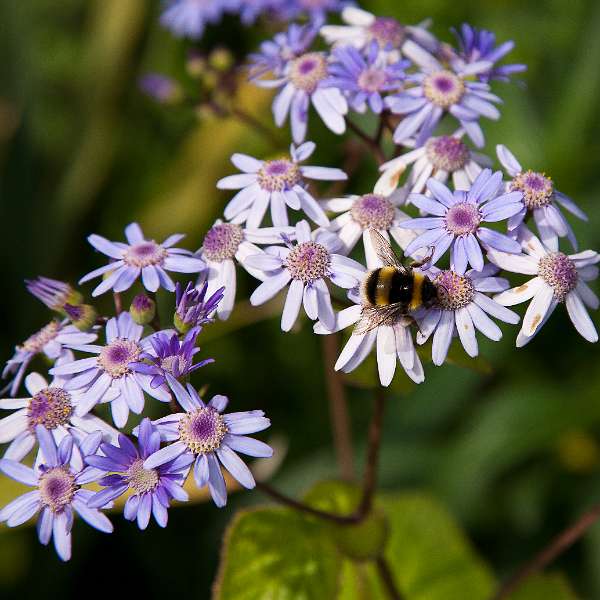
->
(409, 246, 435, 269)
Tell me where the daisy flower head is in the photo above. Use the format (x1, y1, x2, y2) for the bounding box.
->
(49, 312, 171, 429)
(2, 321, 97, 397)
(320, 189, 417, 267)
(320, 7, 438, 67)
(0, 427, 113, 561)
(197, 220, 295, 320)
(449, 24, 527, 83)
(376, 131, 492, 198)
(417, 264, 519, 365)
(278, 0, 349, 23)
(0, 362, 118, 462)
(400, 169, 524, 274)
(246, 220, 366, 331)
(253, 48, 348, 144)
(324, 41, 409, 114)
(142, 378, 272, 508)
(249, 22, 320, 80)
(86, 418, 193, 530)
(25, 276, 82, 313)
(217, 142, 347, 228)
(490, 226, 599, 346)
(385, 59, 501, 148)
(131, 326, 214, 392)
(174, 281, 224, 333)
(497, 144, 587, 250)
(79, 222, 205, 297)
(160, 0, 238, 40)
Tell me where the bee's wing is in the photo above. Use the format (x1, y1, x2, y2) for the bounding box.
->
(352, 304, 405, 336)
(368, 229, 407, 271)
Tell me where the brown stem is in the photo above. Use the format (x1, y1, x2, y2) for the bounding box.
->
(113, 292, 122, 315)
(493, 501, 600, 599)
(376, 556, 404, 600)
(346, 118, 386, 165)
(321, 334, 355, 481)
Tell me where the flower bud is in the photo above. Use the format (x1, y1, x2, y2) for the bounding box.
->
(130, 294, 156, 325)
(26, 276, 83, 313)
(138, 74, 182, 105)
(186, 49, 207, 78)
(64, 303, 97, 331)
(209, 48, 234, 72)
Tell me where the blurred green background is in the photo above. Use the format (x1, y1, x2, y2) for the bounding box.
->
(1, 0, 600, 597)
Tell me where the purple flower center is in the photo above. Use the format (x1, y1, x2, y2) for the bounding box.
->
(423, 70, 465, 108)
(123, 241, 167, 268)
(538, 252, 578, 301)
(127, 458, 159, 494)
(444, 202, 481, 236)
(98, 338, 141, 379)
(178, 408, 227, 454)
(434, 270, 475, 310)
(425, 136, 470, 172)
(19, 321, 60, 354)
(367, 17, 405, 48)
(510, 170, 553, 209)
(290, 53, 328, 93)
(257, 159, 302, 192)
(27, 387, 73, 432)
(39, 466, 76, 513)
(202, 223, 244, 262)
(350, 194, 395, 230)
(357, 67, 387, 93)
(285, 241, 330, 283)
(160, 355, 191, 377)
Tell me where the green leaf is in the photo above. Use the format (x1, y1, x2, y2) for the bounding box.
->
(214, 507, 341, 600)
(505, 574, 578, 600)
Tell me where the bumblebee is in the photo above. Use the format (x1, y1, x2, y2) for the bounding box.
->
(354, 230, 438, 335)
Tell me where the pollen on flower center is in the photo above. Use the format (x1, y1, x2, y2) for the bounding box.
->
(350, 194, 395, 230)
(127, 458, 160, 494)
(98, 338, 141, 379)
(423, 70, 465, 108)
(510, 170, 553, 210)
(202, 223, 244, 262)
(538, 252, 578, 302)
(425, 136, 470, 172)
(290, 53, 328, 93)
(19, 321, 60, 354)
(367, 17, 405, 48)
(160, 355, 191, 376)
(285, 241, 331, 283)
(257, 159, 302, 192)
(444, 202, 481, 236)
(27, 387, 73, 432)
(123, 241, 167, 268)
(39, 466, 76, 513)
(434, 270, 475, 310)
(178, 408, 227, 454)
(357, 67, 387, 93)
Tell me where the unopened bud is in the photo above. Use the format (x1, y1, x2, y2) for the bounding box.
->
(209, 48, 234, 72)
(130, 294, 156, 325)
(186, 50, 207, 78)
(64, 303, 97, 331)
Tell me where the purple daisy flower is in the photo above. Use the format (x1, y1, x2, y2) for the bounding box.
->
(449, 24, 527, 83)
(400, 170, 524, 274)
(131, 327, 213, 391)
(49, 312, 171, 428)
(25, 276, 82, 312)
(249, 22, 319, 79)
(417, 264, 519, 365)
(497, 144, 587, 250)
(2, 321, 97, 397)
(385, 59, 501, 148)
(0, 427, 113, 561)
(79, 222, 205, 297)
(160, 0, 238, 39)
(324, 41, 408, 114)
(490, 226, 599, 346)
(197, 220, 294, 320)
(246, 220, 366, 331)
(0, 362, 118, 462)
(142, 377, 272, 508)
(217, 142, 346, 228)
(174, 281, 224, 332)
(320, 7, 439, 68)
(254, 50, 348, 144)
(86, 418, 193, 529)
